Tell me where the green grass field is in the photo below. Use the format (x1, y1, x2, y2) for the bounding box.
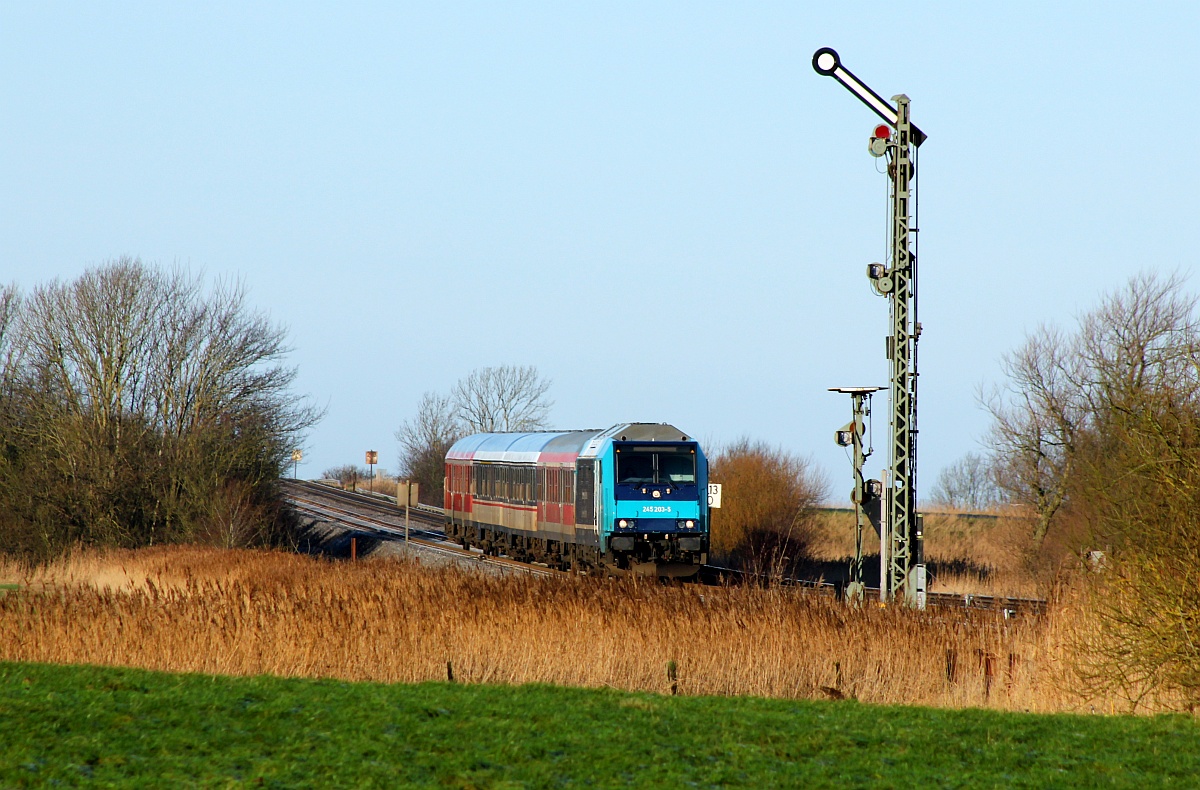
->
(1, 661, 1197, 788)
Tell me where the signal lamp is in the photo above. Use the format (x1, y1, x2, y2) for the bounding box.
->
(872, 124, 891, 139)
(835, 430, 854, 447)
(867, 262, 886, 280)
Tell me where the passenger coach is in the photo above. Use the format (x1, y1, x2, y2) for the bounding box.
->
(444, 423, 708, 577)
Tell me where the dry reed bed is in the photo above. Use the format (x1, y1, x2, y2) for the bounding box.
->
(0, 547, 1089, 712)
(809, 510, 1042, 598)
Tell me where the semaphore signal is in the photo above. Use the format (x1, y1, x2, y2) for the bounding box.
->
(815, 47, 926, 608)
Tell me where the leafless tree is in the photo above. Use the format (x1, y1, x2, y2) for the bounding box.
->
(321, 464, 371, 490)
(0, 283, 21, 388)
(394, 391, 462, 504)
(452, 365, 552, 433)
(984, 271, 1200, 548)
(0, 258, 321, 560)
(982, 270, 1200, 707)
(927, 452, 1003, 511)
(982, 325, 1085, 545)
(391, 366, 551, 506)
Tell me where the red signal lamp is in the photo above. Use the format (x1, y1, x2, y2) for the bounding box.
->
(872, 124, 891, 140)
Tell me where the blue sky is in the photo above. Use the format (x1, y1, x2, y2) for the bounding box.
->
(3, 3, 1197, 497)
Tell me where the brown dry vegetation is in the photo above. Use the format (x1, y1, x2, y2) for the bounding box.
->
(806, 508, 1044, 598)
(0, 545, 1160, 714)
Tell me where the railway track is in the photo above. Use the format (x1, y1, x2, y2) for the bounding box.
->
(700, 564, 1046, 616)
(280, 480, 557, 578)
(281, 479, 1047, 615)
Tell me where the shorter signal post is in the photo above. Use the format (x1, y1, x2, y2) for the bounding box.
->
(830, 387, 883, 606)
(397, 480, 419, 542)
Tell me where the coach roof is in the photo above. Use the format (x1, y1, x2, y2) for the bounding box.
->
(446, 423, 693, 465)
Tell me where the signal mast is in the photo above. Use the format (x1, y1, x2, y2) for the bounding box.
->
(813, 48, 926, 607)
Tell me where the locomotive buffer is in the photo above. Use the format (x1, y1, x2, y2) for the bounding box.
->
(814, 48, 926, 608)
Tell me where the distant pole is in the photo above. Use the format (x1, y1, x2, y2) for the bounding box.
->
(291, 448, 303, 480)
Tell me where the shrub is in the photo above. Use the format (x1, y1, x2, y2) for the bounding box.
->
(708, 438, 829, 575)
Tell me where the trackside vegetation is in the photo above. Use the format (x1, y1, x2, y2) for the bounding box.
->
(2, 662, 1198, 788)
(0, 260, 320, 563)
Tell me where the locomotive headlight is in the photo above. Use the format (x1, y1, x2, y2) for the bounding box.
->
(685, 520, 695, 529)
(618, 519, 628, 528)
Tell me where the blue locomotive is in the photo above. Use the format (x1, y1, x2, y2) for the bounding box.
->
(444, 423, 708, 577)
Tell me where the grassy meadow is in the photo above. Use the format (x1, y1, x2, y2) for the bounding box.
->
(0, 544, 1144, 714)
(4, 661, 1199, 787)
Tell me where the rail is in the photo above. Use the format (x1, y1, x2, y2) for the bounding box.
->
(283, 479, 1047, 614)
(281, 480, 554, 578)
(701, 563, 1045, 616)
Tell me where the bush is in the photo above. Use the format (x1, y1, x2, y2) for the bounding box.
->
(0, 259, 319, 562)
(708, 438, 829, 575)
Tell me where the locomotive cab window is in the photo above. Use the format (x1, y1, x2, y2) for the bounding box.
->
(616, 446, 696, 486)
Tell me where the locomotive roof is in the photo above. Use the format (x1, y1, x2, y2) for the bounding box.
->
(446, 423, 692, 464)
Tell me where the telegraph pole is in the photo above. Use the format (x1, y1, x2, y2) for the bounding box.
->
(814, 48, 926, 607)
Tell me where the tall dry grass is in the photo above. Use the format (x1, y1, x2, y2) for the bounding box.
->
(808, 509, 1043, 598)
(0, 545, 1134, 713)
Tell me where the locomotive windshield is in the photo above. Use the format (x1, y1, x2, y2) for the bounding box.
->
(616, 446, 696, 485)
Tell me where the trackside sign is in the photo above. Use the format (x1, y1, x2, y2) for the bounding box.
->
(707, 484, 722, 509)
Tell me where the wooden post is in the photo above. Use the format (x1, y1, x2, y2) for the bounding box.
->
(351, 536, 357, 561)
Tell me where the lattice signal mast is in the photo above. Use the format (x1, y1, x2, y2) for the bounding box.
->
(813, 47, 926, 607)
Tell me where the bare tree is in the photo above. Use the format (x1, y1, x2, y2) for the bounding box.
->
(982, 270, 1200, 706)
(0, 258, 321, 560)
(927, 452, 1003, 511)
(321, 464, 371, 490)
(0, 283, 21, 388)
(982, 325, 1085, 545)
(984, 271, 1200, 548)
(394, 391, 462, 504)
(452, 365, 552, 433)
(391, 366, 551, 506)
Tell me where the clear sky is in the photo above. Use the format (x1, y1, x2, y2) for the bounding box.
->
(3, 3, 1197, 497)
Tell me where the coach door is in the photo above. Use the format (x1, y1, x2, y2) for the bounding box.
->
(575, 459, 596, 526)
